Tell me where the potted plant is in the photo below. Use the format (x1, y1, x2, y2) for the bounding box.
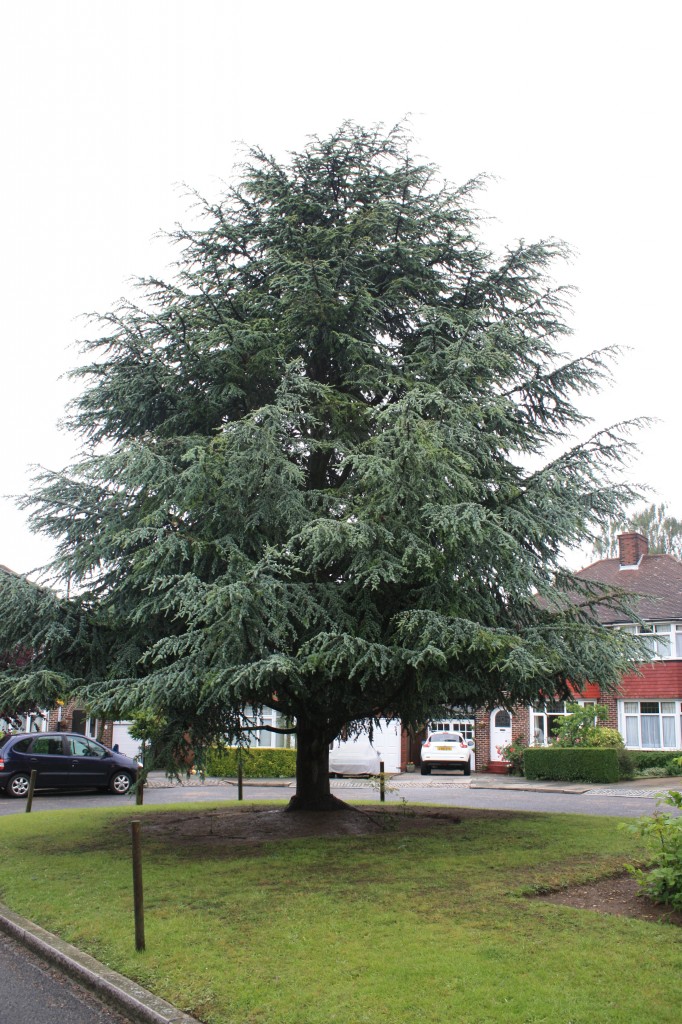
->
(405, 761, 416, 773)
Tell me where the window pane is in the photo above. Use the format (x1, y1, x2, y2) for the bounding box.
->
(624, 701, 639, 715)
(625, 717, 639, 746)
(661, 702, 676, 714)
(640, 702, 660, 715)
(494, 710, 511, 728)
(31, 737, 66, 755)
(655, 635, 671, 657)
(676, 629, 682, 658)
(533, 717, 545, 745)
(639, 634, 657, 657)
(662, 717, 676, 747)
(641, 716, 661, 747)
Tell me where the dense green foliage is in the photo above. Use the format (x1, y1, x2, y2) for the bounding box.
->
(627, 750, 682, 775)
(204, 745, 296, 778)
(624, 790, 682, 910)
(551, 703, 625, 748)
(593, 502, 682, 559)
(0, 122, 646, 806)
(523, 747, 621, 783)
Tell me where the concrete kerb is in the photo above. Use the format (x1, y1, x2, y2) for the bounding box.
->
(0, 905, 201, 1024)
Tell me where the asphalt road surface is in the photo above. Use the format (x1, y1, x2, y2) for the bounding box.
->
(0, 775, 675, 817)
(0, 931, 133, 1024)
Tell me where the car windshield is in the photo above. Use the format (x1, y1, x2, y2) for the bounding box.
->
(429, 733, 462, 743)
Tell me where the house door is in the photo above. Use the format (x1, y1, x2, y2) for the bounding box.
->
(71, 709, 86, 734)
(490, 709, 512, 761)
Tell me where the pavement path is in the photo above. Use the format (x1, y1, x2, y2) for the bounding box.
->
(144, 769, 682, 800)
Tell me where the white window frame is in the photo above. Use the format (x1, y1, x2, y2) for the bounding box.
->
(619, 699, 682, 749)
(430, 718, 475, 742)
(620, 622, 682, 660)
(529, 700, 571, 746)
(243, 707, 295, 748)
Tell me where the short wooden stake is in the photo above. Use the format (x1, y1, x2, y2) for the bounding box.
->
(237, 753, 243, 801)
(25, 770, 38, 813)
(379, 760, 385, 802)
(130, 820, 146, 951)
(136, 776, 144, 805)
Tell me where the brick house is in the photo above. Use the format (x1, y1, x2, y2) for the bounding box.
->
(474, 532, 682, 770)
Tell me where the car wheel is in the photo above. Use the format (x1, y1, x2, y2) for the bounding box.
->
(463, 760, 471, 776)
(110, 771, 133, 795)
(420, 764, 431, 775)
(7, 773, 31, 798)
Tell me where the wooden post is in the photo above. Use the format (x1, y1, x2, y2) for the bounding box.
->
(130, 820, 145, 952)
(379, 760, 385, 803)
(237, 751, 243, 801)
(25, 770, 38, 813)
(136, 775, 144, 806)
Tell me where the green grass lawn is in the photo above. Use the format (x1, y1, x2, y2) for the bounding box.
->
(0, 802, 679, 1024)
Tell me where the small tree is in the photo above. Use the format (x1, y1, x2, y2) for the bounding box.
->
(0, 122, 646, 811)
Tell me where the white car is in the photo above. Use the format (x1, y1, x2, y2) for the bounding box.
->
(420, 731, 472, 775)
(328, 748, 381, 777)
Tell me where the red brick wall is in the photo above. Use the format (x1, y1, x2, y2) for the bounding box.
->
(618, 532, 648, 565)
(46, 699, 113, 747)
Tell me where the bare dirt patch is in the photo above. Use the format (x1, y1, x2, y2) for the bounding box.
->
(117, 803, 522, 847)
(535, 874, 682, 926)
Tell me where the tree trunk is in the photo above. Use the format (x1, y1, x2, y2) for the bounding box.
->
(286, 718, 348, 812)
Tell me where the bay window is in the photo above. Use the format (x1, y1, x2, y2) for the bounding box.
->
(621, 700, 681, 749)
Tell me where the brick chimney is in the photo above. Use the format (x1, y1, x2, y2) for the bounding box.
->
(618, 532, 648, 568)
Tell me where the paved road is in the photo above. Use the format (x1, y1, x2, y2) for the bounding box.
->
(1, 774, 678, 818)
(0, 930, 132, 1024)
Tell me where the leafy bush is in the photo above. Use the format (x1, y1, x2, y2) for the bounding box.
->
(551, 704, 624, 748)
(524, 747, 620, 784)
(582, 727, 625, 748)
(204, 745, 297, 778)
(496, 736, 527, 774)
(622, 790, 682, 910)
(628, 751, 682, 775)
(636, 766, 672, 778)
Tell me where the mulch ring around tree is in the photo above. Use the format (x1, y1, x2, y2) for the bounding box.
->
(533, 874, 682, 927)
(114, 803, 521, 846)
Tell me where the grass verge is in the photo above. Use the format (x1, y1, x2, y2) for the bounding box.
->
(0, 802, 679, 1024)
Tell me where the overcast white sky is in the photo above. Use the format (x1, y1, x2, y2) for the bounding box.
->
(1, 0, 680, 576)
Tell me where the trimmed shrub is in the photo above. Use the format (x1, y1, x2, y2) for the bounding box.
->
(523, 747, 620, 784)
(628, 750, 682, 774)
(204, 745, 297, 778)
(617, 748, 635, 780)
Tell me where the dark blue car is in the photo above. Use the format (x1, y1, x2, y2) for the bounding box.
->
(0, 731, 139, 798)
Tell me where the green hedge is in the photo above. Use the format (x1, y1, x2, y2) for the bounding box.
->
(204, 746, 297, 778)
(627, 750, 682, 773)
(523, 747, 620, 784)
